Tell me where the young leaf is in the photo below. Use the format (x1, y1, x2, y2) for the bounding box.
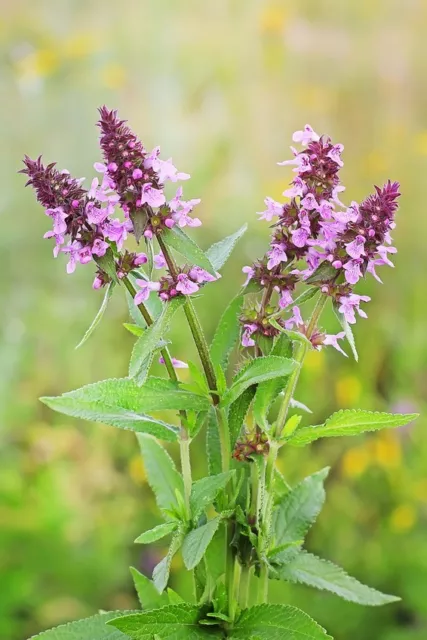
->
(230, 603, 331, 639)
(253, 334, 292, 429)
(287, 410, 418, 447)
(220, 356, 297, 407)
(162, 226, 216, 276)
(275, 551, 400, 606)
(167, 588, 184, 605)
(182, 516, 222, 570)
(108, 605, 214, 639)
(268, 319, 312, 349)
(210, 293, 245, 368)
(228, 386, 256, 447)
(205, 525, 226, 583)
(129, 297, 185, 378)
(291, 286, 320, 307)
(29, 611, 135, 639)
(76, 283, 114, 349)
(123, 323, 144, 337)
(206, 407, 222, 476)
(130, 567, 169, 609)
(206, 224, 247, 272)
(93, 248, 119, 284)
(305, 261, 337, 284)
(333, 300, 357, 360)
(152, 530, 184, 593)
(190, 471, 235, 520)
(137, 434, 184, 512)
(40, 395, 179, 442)
(273, 468, 329, 552)
(135, 522, 177, 544)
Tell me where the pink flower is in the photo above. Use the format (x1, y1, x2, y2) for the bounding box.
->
(92, 275, 103, 290)
(140, 183, 166, 208)
(134, 279, 161, 304)
(338, 294, 370, 325)
(284, 306, 303, 329)
(327, 144, 344, 167)
(267, 244, 287, 270)
(242, 323, 258, 347)
(176, 273, 199, 295)
(292, 125, 320, 145)
(257, 197, 283, 221)
(279, 289, 293, 309)
(159, 356, 189, 369)
(300, 193, 318, 210)
(134, 253, 148, 266)
(61, 241, 83, 274)
(188, 266, 219, 283)
(155, 158, 190, 184)
(43, 230, 65, 257)
(283, 177, 304, 198)
(91, 238, 109, 257)
(45, 207, 67, 234)
(242, 266, 254, 285)
(343, 259, 363, 285)
(291, 226, 310, 248)
(377, 245, 397, 267)
(102, 219, 127, 250)
(85, 202, 110, 225)
(345, 235, 366, 259)
(323, 332, 347, 357)
(154, 253, 167, 269)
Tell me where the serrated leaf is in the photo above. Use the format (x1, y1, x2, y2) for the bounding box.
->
(94, 248, 119, 284)
(275, 551, 400, 606)
(29, 611, 134, 639)
(205, 525, 226, 583)
(268, 320, 312, 348)
(108, 605, 215, 639)
(190, 471, 235, 520)
(152, 531, 184, 593)
(210, 293, 245, 368)
(135, 522, 177, 544)
(228, 386, 256, 447)
(130, 208, 149, 243)
(333, 301, 357, 361)
(124, 323, 145, 337)
(130, 567, 169, 610)
(166, 588, 184, 605)
(220, 356, 297, 407)
(162, 227, 216, 276)
(305, 261, 337, 284)
(40, 395, 179, 442)
(273, 468, 329, 554)
(253, 334, 292, 429)
(206, 224, 247, 272)
(287, 410, 418, 447)
(129, 297, 185, 378)
(230, 603, 331, 639)
(76, 283, 114, 349)
(182, 516, 222, 570)
(137, 434, 184, 512)
(291, 286, 320, 307)
(206, 407, 222, 476)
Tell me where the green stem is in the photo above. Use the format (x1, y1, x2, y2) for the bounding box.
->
(239, 564, 251, 610)
(228, 553, 241, 623)
(257, 563, 269, 604)
(216, 406, 231, 472)
(179, 433, 192, 510)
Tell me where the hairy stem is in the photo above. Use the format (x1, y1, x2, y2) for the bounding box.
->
(239, 564, 251, 610)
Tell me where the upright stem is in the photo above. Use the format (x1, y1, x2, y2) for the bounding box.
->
(239, 564, 251, 610)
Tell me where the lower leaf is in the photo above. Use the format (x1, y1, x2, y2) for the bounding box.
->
(29, 611, 136, 639)
(230, 603, 332, 639)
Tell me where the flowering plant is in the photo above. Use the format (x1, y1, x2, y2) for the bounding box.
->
(22, 112, 417, 639)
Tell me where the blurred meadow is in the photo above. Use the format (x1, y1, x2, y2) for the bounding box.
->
(1, 0, 426, 638)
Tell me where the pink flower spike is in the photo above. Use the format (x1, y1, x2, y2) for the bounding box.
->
(140, 183, 166, 208)
(176, 273, 199, 295)
(284, 306, 303, 329)
(292, 124, 320, 145)
(242, 323, 258, 348)
(94, 162, 107, 173)
(257, 197, 283, 221)
(343, 259, 363, 285)
(267, 244, 287, 270)
(134, 253, 148, 266)
(300, 193, 318, 211)
(159, 356, 189, 369)
(279, 289, 293, 309)
(283, 177, 304, 199)
(323, 332, 348, 357)
(92, 275, 103, 290)
(154, 253, 167, 269)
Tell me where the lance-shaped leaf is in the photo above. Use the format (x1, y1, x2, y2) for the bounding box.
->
(108, 605, 215, 639)
(287, 410, 418, 447)
(220, 356, 297, 407)
(206, 407, 222, 476)
(137, 434, 184, 512)
(273, 468, 329, 553)
(253, 334, 292, 429)
(30, 611, 135, 639)
(40, 396, 179, 442)
(76, 283, 114, 349)
(130, 567, 169, 609)
(228, 386, 256, 447)
(162, 226, 216, 276)
(210, 293, 245, 368)
(206, 224, 247, 272)
(182, 516, 222, 570)
(94, 247, 119, 284)
(129, 297, 185, 378)
(135, 521, 177, 544)
(305, 261, 337, 285)
(230, 604, 332, 639)
(291, 286, 320, 307)
(275, 551, 400, 606)
(152, 530, 184, 593)
(190, 471, 235, 520)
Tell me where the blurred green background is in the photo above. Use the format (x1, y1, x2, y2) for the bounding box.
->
(1, 1, 426, 638)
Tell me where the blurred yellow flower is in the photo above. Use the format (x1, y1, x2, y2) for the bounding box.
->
(305, 349, 324, 374)
(372, 432, 401, 469)
(389, 504, 416, 533)
(129, 455, 146, 484)
(335, 375, 361, 406)
(259, 5, 288, 33)
(366, 150, 388, 176)
(63, 32, 101, 59)
(341, 446, 370, 478)
(18, 48, 60, 79)
(413, 131, 427, 156)
(101, 63, 127, 89)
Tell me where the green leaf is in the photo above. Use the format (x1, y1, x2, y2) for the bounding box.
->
(162, 227, 216, 276)
(333, 301, 357, 360)
(108, 605, 215, 639)
(135, 522, 177, 544)
(130, 567, 169, 610)
(273, 468, 329, 551)
(253, 334, 292, 429)
(228, 386, 256, 447)
(205, 525, 226, 583)
(287, 410, 418, 447)
(29, 611, 134, 639)
(210, 293, 245, 368)
(129, 297, 185, 378)
(130, 208, 149, 243)
(182, 516, 222, 570)
(167, 588, 184, 605)
(123, 323, 144, 337)
(305, 261, 337, 284)
(40, 395, 179, 442)
(190, 471, 235, 520)
(230, 604, 331, 639)
(206, 407, 222, 476)
(291, 286, 320, 307)
(206, 224, 247, 272)
(220, 356, 297, 407)
(94, 248, 119, 284)
(152, 531, 184, 593)
(137, 434, 184, 512)
(75, 283, 114, 349)
(269, 320, 312, 349)
(275, 551, 400, 606)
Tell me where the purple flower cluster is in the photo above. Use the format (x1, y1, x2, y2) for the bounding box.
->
(241, 124, 400, 353)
